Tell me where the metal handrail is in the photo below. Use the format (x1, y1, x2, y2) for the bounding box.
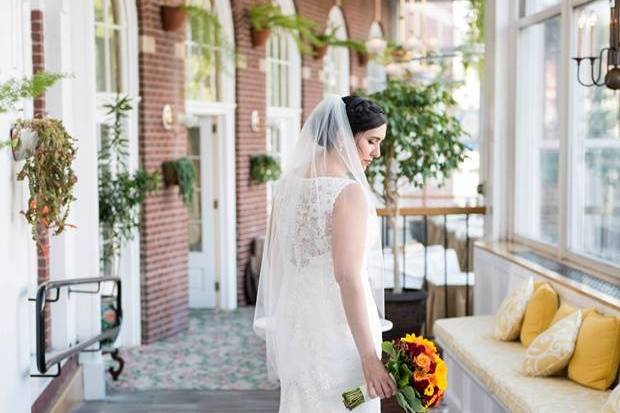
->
(377, 206, 486, 216)
(32, 276, 122, 377)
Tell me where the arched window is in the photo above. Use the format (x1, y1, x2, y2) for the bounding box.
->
(265, 0, 301, 214)
(94, 0, 123, 93)
(323, 6, 349, 96)
(365, 22, 387, 93)
(186, 0, 220, 101)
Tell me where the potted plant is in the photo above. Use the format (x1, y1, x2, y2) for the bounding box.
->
(161, 5, 187, 31)
(162, 158, 196, 207)
(309, 28, 368, 61)
(250, 153, 281, 184)
(10, 118, 78, 242)
(98, 95, 159, 274)
(366, 80, 467, 339)
(247, 2, 316, 52)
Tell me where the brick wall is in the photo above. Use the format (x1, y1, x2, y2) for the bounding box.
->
(232, 0, 391, 306)
(231, 0, 269, 306)
(136, 0, 189, 343)
(31, 8, 51, 349)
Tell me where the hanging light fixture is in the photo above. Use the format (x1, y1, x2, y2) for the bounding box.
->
(366, 0, 387, 54)
(572, 3, 620, 90)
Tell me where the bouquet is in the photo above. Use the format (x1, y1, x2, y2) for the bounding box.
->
(342, 334, 447, 412)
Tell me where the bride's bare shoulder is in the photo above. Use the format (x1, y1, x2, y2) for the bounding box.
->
(334, 181, 367, 211)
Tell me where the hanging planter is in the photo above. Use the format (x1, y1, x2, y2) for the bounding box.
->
(250, 153, 281, 184)
(10, 124, 39, 161)
(251, 27, 272, 47)
(12, 118, 78, 241)
(161, 5, 187, 32)
(313, 44, 328, 60)
(162, 161, 179, 186)
(357, 50, 369, 66)
(162, 158, 196, 206)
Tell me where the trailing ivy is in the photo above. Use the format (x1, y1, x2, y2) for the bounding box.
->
(13, 118, 77, 241)
(98, 95, 159, 270)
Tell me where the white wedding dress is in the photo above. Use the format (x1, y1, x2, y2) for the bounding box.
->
(275, 176, 382, 413)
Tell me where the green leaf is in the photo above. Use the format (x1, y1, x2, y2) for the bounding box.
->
(401, 386, 426, 412)
(395, 392, 414, 413)
(382, 341, 396, 358)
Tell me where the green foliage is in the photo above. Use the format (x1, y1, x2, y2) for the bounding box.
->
(164, 158, 196, 206)
(310, 26, 367, 53)
(13, 118, 77, 241)
(0, 72, 65, 113)
(98, 95, 159, 269)
(250, 154, 281, 184)
(366, 80, 468, 197)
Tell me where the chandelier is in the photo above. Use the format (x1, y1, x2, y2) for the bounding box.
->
(572, 1, 620, 89)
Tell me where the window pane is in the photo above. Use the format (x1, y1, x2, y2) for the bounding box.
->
(515, 16, 560, 244)
(108, 29, 121, 93)
(95, 26, 106, 92)
(571, 1, 620, 265)
(521, 0, 561, 17)
(189, 222, 202, 252)
(94, 0, 105, 23)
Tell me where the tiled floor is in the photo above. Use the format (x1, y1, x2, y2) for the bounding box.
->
(70, 308, 454, 412)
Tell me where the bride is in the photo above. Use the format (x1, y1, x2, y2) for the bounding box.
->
(254, 95, 396, 412)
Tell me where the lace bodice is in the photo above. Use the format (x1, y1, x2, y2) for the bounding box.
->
(291, 176, 356, 268)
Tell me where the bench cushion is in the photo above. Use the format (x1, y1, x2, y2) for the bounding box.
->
(434, 315, 609, 413)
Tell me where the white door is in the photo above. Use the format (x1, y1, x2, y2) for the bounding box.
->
(187, 116, 220, 308)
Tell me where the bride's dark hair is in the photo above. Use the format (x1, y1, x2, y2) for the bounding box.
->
(316, 96, 386, 149)
(342, 95, 387, 135)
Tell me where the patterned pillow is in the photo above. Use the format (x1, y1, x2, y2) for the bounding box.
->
(603, 384, 620, 413)
(494, 277, 534, 341)
(522, 310, 582, 376)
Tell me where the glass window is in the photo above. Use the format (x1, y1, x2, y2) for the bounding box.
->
(187, 126, 203, 252)
(322, 8, 349, 97)
(267, 30, 292, 108)
(94, 0, 122, 93)
(515, 16, 561, 245)
(521, 0, 561, 17)
(571, 1, 620, 265)
(186, 0, 220, 102)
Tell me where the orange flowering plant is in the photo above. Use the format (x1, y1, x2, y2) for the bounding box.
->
(342, 334, 447, 412)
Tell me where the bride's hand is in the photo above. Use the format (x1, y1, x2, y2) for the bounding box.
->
(361, 355, 397, 400)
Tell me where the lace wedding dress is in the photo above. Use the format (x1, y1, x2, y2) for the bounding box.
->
(275, 176, 382, 413)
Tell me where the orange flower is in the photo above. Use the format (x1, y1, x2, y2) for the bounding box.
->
(401, 333, 438, 354)
(414, 369, 431, 382)
(415, 353, 432, 371)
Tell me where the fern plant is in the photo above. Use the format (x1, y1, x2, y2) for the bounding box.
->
(162, 158, 196, 207)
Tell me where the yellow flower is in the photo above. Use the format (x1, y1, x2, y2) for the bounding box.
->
(400, 334, 438, 354)
(424, 384, 435, 396)
(433, 358, 448, 391)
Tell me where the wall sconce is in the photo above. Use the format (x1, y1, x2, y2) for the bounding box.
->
(250, 110, 262, 132)
(162, 104, 175, 130)
(572, 3, 620, 90)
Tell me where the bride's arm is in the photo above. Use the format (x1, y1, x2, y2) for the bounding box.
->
(332, 183, 396, 400)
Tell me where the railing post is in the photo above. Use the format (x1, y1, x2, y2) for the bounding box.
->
(465, 213, 470, 316)
(402, 215, 406, 289)
(443, 214, 448, 318)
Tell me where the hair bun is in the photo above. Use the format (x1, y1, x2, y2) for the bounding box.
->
(342, 95, 387, 135)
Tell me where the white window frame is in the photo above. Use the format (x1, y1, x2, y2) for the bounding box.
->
(322, 5, 350, 97)
(506, 0, 620, 279)
(94, 0, 142, 346)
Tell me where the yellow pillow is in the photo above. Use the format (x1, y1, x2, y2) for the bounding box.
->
(568, 312, 620, 390)
(522, 310, 582, 376)
(494, 277, 534, 341)
(520, 283, 559, 346)
(550, 302, 577, 325)
(602, 384, 620, 413)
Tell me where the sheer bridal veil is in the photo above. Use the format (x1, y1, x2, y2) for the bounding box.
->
(253, 94, 385, 381)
